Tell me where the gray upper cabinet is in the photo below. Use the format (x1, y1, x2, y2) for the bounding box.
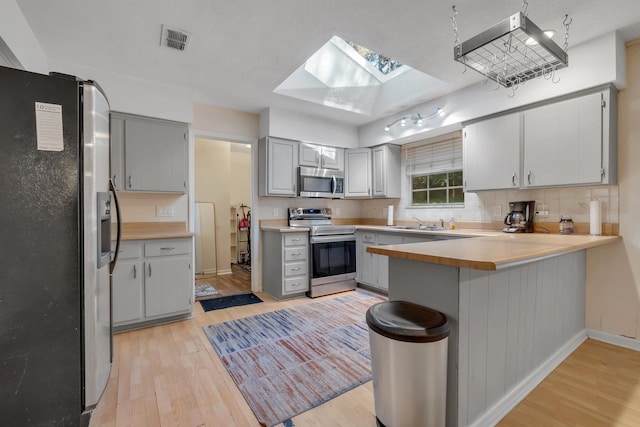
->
(299, 143, 344, 170)
(110, 112, 188, 193)
(462, 86, 617, 191)
(344, 148, 372, 198)
(463, 113, 521, 191)
(523, 89, 616, 187)
(372, 144, 401, 198)
(259, 137, 298, 197)
(110, 115, 125, 191)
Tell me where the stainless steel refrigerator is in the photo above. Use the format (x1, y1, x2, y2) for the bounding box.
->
(0, 65, 121, 426)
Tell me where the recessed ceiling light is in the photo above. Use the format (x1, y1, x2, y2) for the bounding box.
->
(525, 30, 555, 46)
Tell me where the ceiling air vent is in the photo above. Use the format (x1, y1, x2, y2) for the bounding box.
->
(160, 25, 192, 51)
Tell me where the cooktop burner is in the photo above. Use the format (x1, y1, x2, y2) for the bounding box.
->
(288, 207, 355, 236)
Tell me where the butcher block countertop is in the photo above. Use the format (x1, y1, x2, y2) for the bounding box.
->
(261, 225, 310, 233)
(367, 232, 620, 271)
(115, 222, 195, 240)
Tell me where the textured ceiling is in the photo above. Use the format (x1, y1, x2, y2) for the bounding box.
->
(16, 0, 640, 126)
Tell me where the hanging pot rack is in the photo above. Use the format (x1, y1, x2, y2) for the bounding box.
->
(451, 2, 570, 90)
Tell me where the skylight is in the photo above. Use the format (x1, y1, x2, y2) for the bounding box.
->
(274, 36, 446, 116)
(346, 40, 403, 76)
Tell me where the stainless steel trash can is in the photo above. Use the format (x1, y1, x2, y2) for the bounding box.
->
(366, 301, 450, 427)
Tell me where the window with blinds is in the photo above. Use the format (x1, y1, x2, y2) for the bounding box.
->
(403, 132, 464, 206)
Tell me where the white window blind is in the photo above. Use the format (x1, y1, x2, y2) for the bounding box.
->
(404, 133, 463, 176)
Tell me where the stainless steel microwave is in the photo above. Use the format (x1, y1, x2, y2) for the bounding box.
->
(298, 166, 344, 198)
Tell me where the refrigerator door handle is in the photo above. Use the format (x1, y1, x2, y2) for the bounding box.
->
(109, 178, 122, 274)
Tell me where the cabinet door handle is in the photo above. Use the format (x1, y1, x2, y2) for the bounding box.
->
(133, 264, 137, 279)
(148, 264, 152, 277)
(128, 175, 133, 188)
(527, 170, 532, 185)
(291, 238, 301, 242)
(113, 174, 117, 187)
(291, 252, 301, 256)
(160, 247, 175, 250)
(291, 267, 301, 271)
(368, 187, 371, 196)
(512, 173, 517, 186)
(316, 151, 320, 165)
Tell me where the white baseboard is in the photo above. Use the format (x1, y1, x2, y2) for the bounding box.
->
(202, 268, 217, 275)
(587, 329, 640, 352)
(470, 329, 588, 427)
(217, 269, 232, 276)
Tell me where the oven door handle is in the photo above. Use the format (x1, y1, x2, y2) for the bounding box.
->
(310, 234, 356, 244)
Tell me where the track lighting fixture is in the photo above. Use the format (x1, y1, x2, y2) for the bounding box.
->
(383, 107, 444, 132)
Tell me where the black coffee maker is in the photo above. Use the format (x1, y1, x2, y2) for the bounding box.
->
(503, 201, 535, 233)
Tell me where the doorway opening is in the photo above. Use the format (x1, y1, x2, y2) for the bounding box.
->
(193, 137, 252, 300)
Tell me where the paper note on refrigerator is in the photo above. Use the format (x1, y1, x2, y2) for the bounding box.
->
(35, 102, 64, 151)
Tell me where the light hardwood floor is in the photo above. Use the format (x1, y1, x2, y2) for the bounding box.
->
(195, 264, 252, 299)
(90, 292, 640, 427)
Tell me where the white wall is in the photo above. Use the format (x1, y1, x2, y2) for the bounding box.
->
(48, 60, 194, 123)
(230, 148, 252, 207)
(358, 32, 625, 147)
(0, 0, 47, 73)
(586, 40, 640, 341)
(261, 106, 359, 147)
(194, 138, 232, 274)
(116, 192, 188, 223)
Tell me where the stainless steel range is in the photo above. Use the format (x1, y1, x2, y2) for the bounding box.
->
(288, 208, 356, 298)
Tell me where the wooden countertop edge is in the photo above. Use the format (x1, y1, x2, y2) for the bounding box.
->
(367, 235, 621, 271)
(260, 226, 310, 232)
(119, 232, 195, 240)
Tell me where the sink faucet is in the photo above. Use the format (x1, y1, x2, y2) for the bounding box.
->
(412, 216, 425, 227)
(439, 218, 444, 228)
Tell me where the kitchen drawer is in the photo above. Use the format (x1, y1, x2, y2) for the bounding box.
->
(283, 233, 307, 247)
(284, 247, 307, 262)
(284, 276, 308, 293)
(377, 233, 403, 245)
(112, 242, 141, 259)
(360, 232, 376, 243)
(284, 261, 307, 277)
(144, 239, 191, 257)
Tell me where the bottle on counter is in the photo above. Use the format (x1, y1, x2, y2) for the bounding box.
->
(449, 215, 456, 230)
(559, 215, 574, 234)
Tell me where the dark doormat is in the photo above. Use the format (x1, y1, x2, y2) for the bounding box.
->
(199, 293, 263, 312)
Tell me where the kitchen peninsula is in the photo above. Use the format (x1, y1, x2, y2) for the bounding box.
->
(367, 233, 619, 427)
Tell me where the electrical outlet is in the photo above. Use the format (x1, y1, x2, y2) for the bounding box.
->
(335, 207, 341, 216)
(156, 205, 174, 217)
(382, 207, 388, 216)
(273, 207, 279, 217)
(493, 205, 502, 218)
(537, 210, 549, 217)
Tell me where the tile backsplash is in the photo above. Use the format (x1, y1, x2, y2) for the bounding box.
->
(361, 185, 619, 226)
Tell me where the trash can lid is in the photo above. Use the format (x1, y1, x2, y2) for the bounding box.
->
(366, 301, 449, 343)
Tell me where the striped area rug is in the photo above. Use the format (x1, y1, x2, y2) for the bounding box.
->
(202, 289, 386, 426)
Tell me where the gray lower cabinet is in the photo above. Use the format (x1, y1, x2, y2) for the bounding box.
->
(356, 230, 454, 292)
(262, 231, 309, 299)
(112, 238, 193, 331)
